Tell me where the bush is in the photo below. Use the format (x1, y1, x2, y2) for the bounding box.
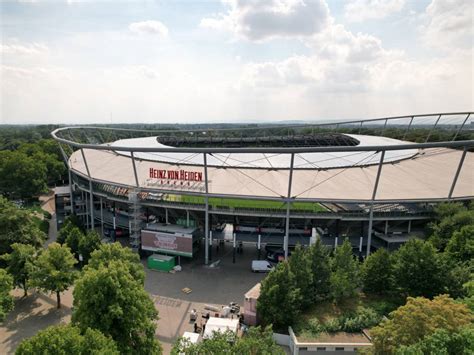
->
(340, 307, 381, 332)
(307, 318, 324, 335)
(367, 300, 401, 316)
(323, 318, 341, 333)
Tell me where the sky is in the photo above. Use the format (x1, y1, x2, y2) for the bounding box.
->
(0, 0, 472, 124)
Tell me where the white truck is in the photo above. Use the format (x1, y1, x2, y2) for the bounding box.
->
(251, 260, 274, 273)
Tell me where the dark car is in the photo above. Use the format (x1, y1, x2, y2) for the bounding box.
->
(266, 249, 292, 263)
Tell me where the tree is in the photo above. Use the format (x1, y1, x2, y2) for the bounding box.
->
(57, 215, 83, 245)
(392, 239, 444, 298)
(0, 150, 48, 199)
(0, 269, 14, 322)
(361, 248, 393, 295)
(172, 331, 233, 355)
(395, 325, 474, 355)
(308, 239, 331, 302)
(370, 295, 473, 354)
(234, 326, 285, 355)
(65, 227, 85, 258)
(257, 261, 302, 332)
(429, 203, 474, 251)
(86, 242, 145, 283)
(446, 225, 474, 263)
(0, 196, 46, 256)
(288, 244, 313, 308)
(15, 324, 119, 355)
(72, 261, 161, 354)
(1, 243, 37, 297)
(438, 254, 471, 299)
(461, 280, 474, 312)
(30, 243, 77, 308)
(78, 231, 102, 264)
(330, 239, 360, 302)
(171, 326, 284, 355)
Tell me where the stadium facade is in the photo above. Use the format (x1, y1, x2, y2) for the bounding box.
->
(52, 112, 474, 264)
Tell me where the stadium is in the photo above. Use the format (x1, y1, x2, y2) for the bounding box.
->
(51, 112, 474, 265)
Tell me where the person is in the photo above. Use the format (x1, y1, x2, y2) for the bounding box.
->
(194, 323, 198, 333)
(190, 308, 197, 321)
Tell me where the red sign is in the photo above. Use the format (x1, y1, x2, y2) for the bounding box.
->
(149, 168, 203, 182)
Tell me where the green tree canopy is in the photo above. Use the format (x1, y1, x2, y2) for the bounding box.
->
(171, 326, 284, 355)
(0, 269, 14, 322)
(395, 325, 474, 355)
(72, 260, 161, 354)
(0, 196, 46, 256)
(371, 295, 473, 354)
(429, 203, 474, 251)
(78, 231, 102, 264)
(257, 261, 302, 332)
(330, 239, 360, 302)
(445, 225, 474, 263)
(65, 227, 85, 258)
(15, 324, 119, 355)
(0, 150, 48, 199)
(30, 242, 77, 308)
(57, 215, 84, 245)
(1, 243, 37, 297)
(361, 248, 393, 295)
(308, 239, 331, 302)
(288, 244, 313, 308)
(86, 242, 145, 283)
(392, 239, 444, 298)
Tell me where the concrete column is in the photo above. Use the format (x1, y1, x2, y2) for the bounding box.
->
(209, 231, 213, 262)
(257, 234, 261, 260)
(186, 210, 190, 227)
(334, 236, 338, 249)
(84, 192, 89, 229)
(408, 220, 412, 234)
(366, 207, 374, 258)
(359, 236, 363, 252)
(165, 208, 169, 224)
(100, 198, 104, 237)
(233, 232, 236, 264)
(385, 220, 389, 235)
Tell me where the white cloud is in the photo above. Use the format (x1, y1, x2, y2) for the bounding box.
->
(129, 20, 169, 37)
(421, 0, 473, 48)
(200, 0, 330, 41)
(0, 42, 49, 55)
(344, 0, 405, 22)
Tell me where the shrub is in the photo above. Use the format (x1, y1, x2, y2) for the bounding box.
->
(324, 318, 341, 333)
(307, 318, 324, 335)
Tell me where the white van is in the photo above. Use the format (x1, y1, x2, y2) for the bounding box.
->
(251, 260, 274, 273)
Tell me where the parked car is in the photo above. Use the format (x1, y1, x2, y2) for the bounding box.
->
(251, 260, 274, 273)
(266, 249, 292, 263)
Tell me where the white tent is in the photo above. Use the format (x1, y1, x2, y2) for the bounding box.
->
(203, 317, 239, 340)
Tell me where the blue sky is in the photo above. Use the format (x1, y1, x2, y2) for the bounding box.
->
(1, 0, 472, 124)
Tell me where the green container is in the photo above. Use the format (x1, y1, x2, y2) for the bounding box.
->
(147, 254, 176, 272)
(176, 218, 197, 228)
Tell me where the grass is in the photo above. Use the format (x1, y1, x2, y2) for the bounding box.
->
(293, 293, 403, 340)
(165, 194, 328, 212)
(301, 293, 401, 322)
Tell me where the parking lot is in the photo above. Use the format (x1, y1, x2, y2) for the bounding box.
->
(143, 241, 267, 305)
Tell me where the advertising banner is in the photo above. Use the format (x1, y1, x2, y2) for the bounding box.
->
(141, 230, 193, 257)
